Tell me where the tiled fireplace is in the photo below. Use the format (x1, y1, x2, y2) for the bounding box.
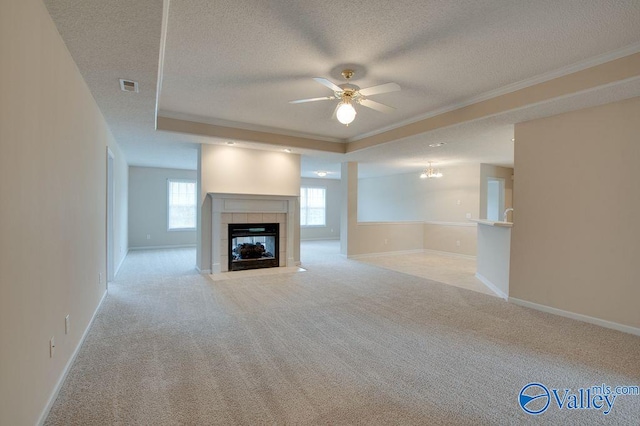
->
(209, 193, 298, 273)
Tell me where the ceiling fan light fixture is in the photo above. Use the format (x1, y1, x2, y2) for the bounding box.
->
(336, 101, 356, 125)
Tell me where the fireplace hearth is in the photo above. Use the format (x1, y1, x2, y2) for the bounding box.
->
(228, 223, 279, 271)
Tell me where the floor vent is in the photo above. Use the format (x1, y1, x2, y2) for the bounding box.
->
(119, 79, 139, 93)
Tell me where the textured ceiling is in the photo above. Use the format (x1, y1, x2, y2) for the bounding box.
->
(43, 0, 640, 176)
(159, 0, 640, 140)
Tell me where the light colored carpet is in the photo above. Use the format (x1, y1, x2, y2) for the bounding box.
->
(45, 243, 640, 425)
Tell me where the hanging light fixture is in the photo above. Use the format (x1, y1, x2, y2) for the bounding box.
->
(336, 100, 356, 125)
(420, 162, 443, 179)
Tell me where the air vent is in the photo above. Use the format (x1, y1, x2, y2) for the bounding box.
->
(119, 79, 139, 93)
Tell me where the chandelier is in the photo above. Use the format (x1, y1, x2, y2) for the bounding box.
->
(419, 162, 443, 179)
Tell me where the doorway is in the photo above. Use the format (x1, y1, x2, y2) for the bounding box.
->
(486, 177, 505, 221)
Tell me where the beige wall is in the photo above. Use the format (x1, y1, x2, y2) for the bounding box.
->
(129, 166, 197, 248)
(0, 0, 126, 424)
(510, 96, 640, 329)
(479, 164, 514, 220)
(423, 224, 477, 256)
(197, 144, 301, 270)
(300, 177, 341, 240)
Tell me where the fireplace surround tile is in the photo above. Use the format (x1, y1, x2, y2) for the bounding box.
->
(232, 213, 248, 223)
(209, 193, 298, 274)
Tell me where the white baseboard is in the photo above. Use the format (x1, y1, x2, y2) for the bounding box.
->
(509, 297, 640, 337)
(195, 265, 212, 274)
(422, 248, 477, 260)
(475, 273, 508, 300)
(114, 249, 128, 277)
(38, 290, 108, 425)
(348, 248, 425, 260)
(300, 237, 340, 241)
(128, 244, 196, 251)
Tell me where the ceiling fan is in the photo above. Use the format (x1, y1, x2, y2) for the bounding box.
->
(289, 69, 401, 125)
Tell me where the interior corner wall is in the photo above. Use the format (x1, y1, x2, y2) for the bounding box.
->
(300, 177, 341, 240)
(128, 166, 197, 249)
(0, 0, 119, 424)
(479, 164, 514, 220)
(357, 164, 481, 255)
(110, 142, 129, 275)
(197, 144, 301, 271)
(510, 96, 640, 329)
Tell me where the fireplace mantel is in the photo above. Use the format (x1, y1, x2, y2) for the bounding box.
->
(208, 193, 298, 273)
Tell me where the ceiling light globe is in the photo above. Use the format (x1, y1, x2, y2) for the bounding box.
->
(336, 102, 356, 125)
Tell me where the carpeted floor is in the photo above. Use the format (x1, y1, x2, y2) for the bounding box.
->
(45, 242, 640, 425)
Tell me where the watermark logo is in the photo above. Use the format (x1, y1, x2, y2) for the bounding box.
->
(519, 382, 639, 416)
(519, 383, 550, 415)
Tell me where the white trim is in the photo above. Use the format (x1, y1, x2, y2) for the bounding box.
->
(475, 273, 508, 300)
(348, 248, 425, 259)
(422, 249, 477, 260)
(349, 42, 640, 142)
(356, 221, 424, 226)
(38, 291, 108, 426)
(300, 237, 340, 241)
(423, 221, 477, 227)
(114, 248, 128, 277)
(509, 297, 640, 337)
(154, 0, 170, 128)
(129, 244, 196, 251)
(195, 265, 212, 274)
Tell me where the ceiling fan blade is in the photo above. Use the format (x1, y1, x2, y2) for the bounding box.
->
(313, 77, 343, 92)
(359, 99, 396, 113)
(358, 82, 401, 97)
(289, 96, 335, 104)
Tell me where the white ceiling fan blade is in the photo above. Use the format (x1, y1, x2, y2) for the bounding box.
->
(359, 99, 396, 113)
(313, 77, 342, 92)
(289, 96, 335, 104)
(358, 82, 401, 97)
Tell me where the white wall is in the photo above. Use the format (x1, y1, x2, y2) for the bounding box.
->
(111, 143, 129, 274)
(197, 144, 301, 271)
(479, 164, 513, 220)
(300, 177, 341, 240)
(0, 0, 127, 424)
(129, 166, 197, 249)
(510, 96, 640, 330)
(357, 164, 481, 255)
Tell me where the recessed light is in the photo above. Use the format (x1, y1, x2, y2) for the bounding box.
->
(226, 141, 235, 146)
(283, 148, 292, 153)
(315, 171, 327, 177)
(429, 142, 446, 147)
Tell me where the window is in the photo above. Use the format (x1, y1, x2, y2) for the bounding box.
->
(300, 186, 326, 227)
(168, 179, 196, 230)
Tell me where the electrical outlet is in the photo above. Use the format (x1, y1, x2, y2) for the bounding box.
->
(65, 315, 70, 334)
(466, 213, 472, 219)
(456, 200, 461, 205)
(456, 240, 461, 247)
(384, 238, 388, 244)
(147, 234, 151, 240)
(99, 273, 102, 284)
(50, 337, 55, 358)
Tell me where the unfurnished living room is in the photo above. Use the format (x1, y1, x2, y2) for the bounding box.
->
(1, 1, 640, 425)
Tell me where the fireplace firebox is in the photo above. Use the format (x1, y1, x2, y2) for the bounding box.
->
(228, 223, 279, 271)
